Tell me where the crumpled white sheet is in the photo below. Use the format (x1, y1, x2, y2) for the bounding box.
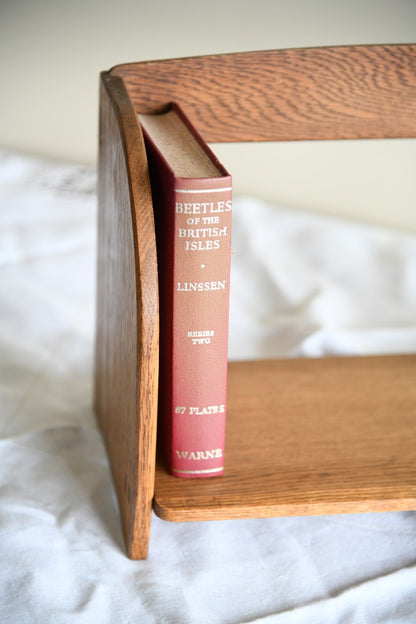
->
(1, 149, 416, 623)
(229, 197, 416, 360)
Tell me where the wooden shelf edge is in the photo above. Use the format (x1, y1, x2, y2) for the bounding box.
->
(153, 495, 416, 523)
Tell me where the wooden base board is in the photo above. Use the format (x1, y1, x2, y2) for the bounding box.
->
(154, 355, 416, 521)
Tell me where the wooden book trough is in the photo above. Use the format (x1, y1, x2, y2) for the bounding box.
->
(95, 45, 416, 559)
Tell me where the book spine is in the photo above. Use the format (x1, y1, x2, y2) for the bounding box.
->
(168, 178, 232, 478)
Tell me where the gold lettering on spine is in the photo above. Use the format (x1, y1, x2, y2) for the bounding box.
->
(176, 198, 232, 253)
(176, 281, 227, 292)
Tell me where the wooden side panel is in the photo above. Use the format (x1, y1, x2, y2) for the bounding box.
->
(95, 73, 159, 559)
(112, 45, 416, 142)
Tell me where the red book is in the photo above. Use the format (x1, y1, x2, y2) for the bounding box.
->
(139, 104, 232, 478)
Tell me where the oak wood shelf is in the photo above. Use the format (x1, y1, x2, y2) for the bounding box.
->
(95, 44, 416, 559)
(154, 355, 416, 521)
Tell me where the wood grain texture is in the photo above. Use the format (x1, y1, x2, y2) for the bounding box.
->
(94, 73, 159, 559)
(153, 355, 416, 521)
(98, 45, 416, 558)
(112, 45, 416, 142)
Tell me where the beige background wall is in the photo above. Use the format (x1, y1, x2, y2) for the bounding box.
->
(1, 0, 415, 229)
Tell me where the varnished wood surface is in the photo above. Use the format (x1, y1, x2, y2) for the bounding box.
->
(94, 73, 159, 559)
(154, 355, 416, 521)
(112, 45, 416, 142)
(97, 45, 416, 558)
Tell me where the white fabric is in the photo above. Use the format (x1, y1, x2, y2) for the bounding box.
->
(1, 149, 416, 623)
(229, 197, 416, 360)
